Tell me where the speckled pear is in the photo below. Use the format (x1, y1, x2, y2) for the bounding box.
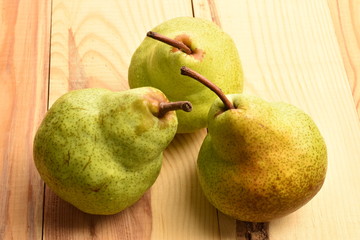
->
(181, 67, 327, 222)
(33, 87, 191, 215)
(128, 17, 243, 133)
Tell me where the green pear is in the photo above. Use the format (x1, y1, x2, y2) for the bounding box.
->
(181, 67, 327, 222)
(128, 17, 243, 133)
(33, 87, 192, 215)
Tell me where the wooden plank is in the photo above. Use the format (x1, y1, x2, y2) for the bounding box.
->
(46, 1, 222, 239)
(0, 0, 51, 239)
(191, 2, 239, 239)
(327, 0, 360, 116)
(48, 0, 193, 105)
(42, 0, 360, 239)
(2, 0, 359, 239)
(193, 0, 360, 239)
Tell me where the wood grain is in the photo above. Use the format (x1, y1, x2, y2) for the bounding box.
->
(0, 0, 51, 239)
(44, 189, 153, 239)
(150, 131, 220, 240)
(44, 1, 215, 239)
(48, 0, 193, 105)
(193, 0, 360, 239)
(328, 0, 360, 116)
(1, 0, 359, 239)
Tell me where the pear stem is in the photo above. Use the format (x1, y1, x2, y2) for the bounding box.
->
(147, 31, 192, 55)
(158, 101, 192, 118)
(180, 66, 235, 110)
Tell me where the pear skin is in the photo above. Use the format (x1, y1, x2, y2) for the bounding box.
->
(33, 87, 184, 215)
(197, 94, 327, 222)
(128, 17, 243, 133)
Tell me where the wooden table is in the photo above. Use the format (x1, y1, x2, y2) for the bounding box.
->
(1, 0, 359, 239)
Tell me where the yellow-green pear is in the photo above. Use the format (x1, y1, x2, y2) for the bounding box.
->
(128, 17, 243, 133)
(33, 87, 192, 215)
(181, 67, 327, 222)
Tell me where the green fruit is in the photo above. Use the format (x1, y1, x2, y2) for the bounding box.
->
(182, 67, 327, 222)
(33, 87, 191, 215)
(128, 17, 243, 133)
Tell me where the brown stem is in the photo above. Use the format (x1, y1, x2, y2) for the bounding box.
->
(180, 66, 235, 110)
(158, 101, 192, 118)
(147, 31, 192, 55)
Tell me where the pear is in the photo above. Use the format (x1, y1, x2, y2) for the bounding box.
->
(33, 87, 192, 215)
(128, 17, 243, 133)
(181, 67, 327, 222)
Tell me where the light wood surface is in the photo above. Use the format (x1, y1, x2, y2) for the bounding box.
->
(1, 0, 359, 239)
(328, 0, 360, 116)
(0, 1, 50, 239)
